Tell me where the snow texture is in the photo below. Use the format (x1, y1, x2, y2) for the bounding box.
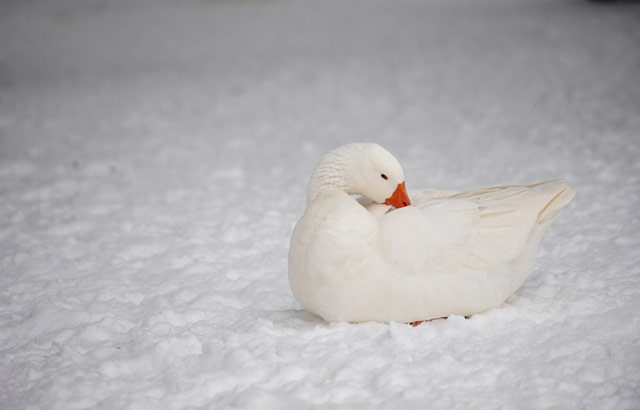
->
(1, 0, 639, 408)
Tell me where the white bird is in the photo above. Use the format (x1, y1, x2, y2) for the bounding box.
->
(288, 143, 575, 324)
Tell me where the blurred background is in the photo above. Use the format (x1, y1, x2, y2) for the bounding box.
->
(2, 0, 639, 190)
(1, 0, 639, 408)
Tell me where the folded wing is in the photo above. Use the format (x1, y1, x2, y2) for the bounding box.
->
(379, 182, 575, 275)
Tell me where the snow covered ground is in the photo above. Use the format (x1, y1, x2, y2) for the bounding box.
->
(1, 0, 639, 408)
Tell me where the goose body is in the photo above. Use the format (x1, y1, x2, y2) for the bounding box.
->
(288, 143, 575, 323)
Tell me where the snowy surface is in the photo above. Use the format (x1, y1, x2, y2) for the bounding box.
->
(1, 0, 640, 408)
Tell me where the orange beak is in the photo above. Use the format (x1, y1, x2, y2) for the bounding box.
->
(384, 181, 411, 208)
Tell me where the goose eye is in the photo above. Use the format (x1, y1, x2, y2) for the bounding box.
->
(381, 174, 388, 180)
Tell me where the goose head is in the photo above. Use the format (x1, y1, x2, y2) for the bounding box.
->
(307, 143, 411, 208)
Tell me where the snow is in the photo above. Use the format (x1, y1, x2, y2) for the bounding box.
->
(1, 0, 639, 408)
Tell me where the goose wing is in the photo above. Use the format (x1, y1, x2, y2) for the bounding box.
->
(379, 183, 574, 275)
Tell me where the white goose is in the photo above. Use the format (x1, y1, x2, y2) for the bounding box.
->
(288, 143, 575, 324)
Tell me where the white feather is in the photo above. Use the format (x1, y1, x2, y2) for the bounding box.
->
(288, 144, 575, 323)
